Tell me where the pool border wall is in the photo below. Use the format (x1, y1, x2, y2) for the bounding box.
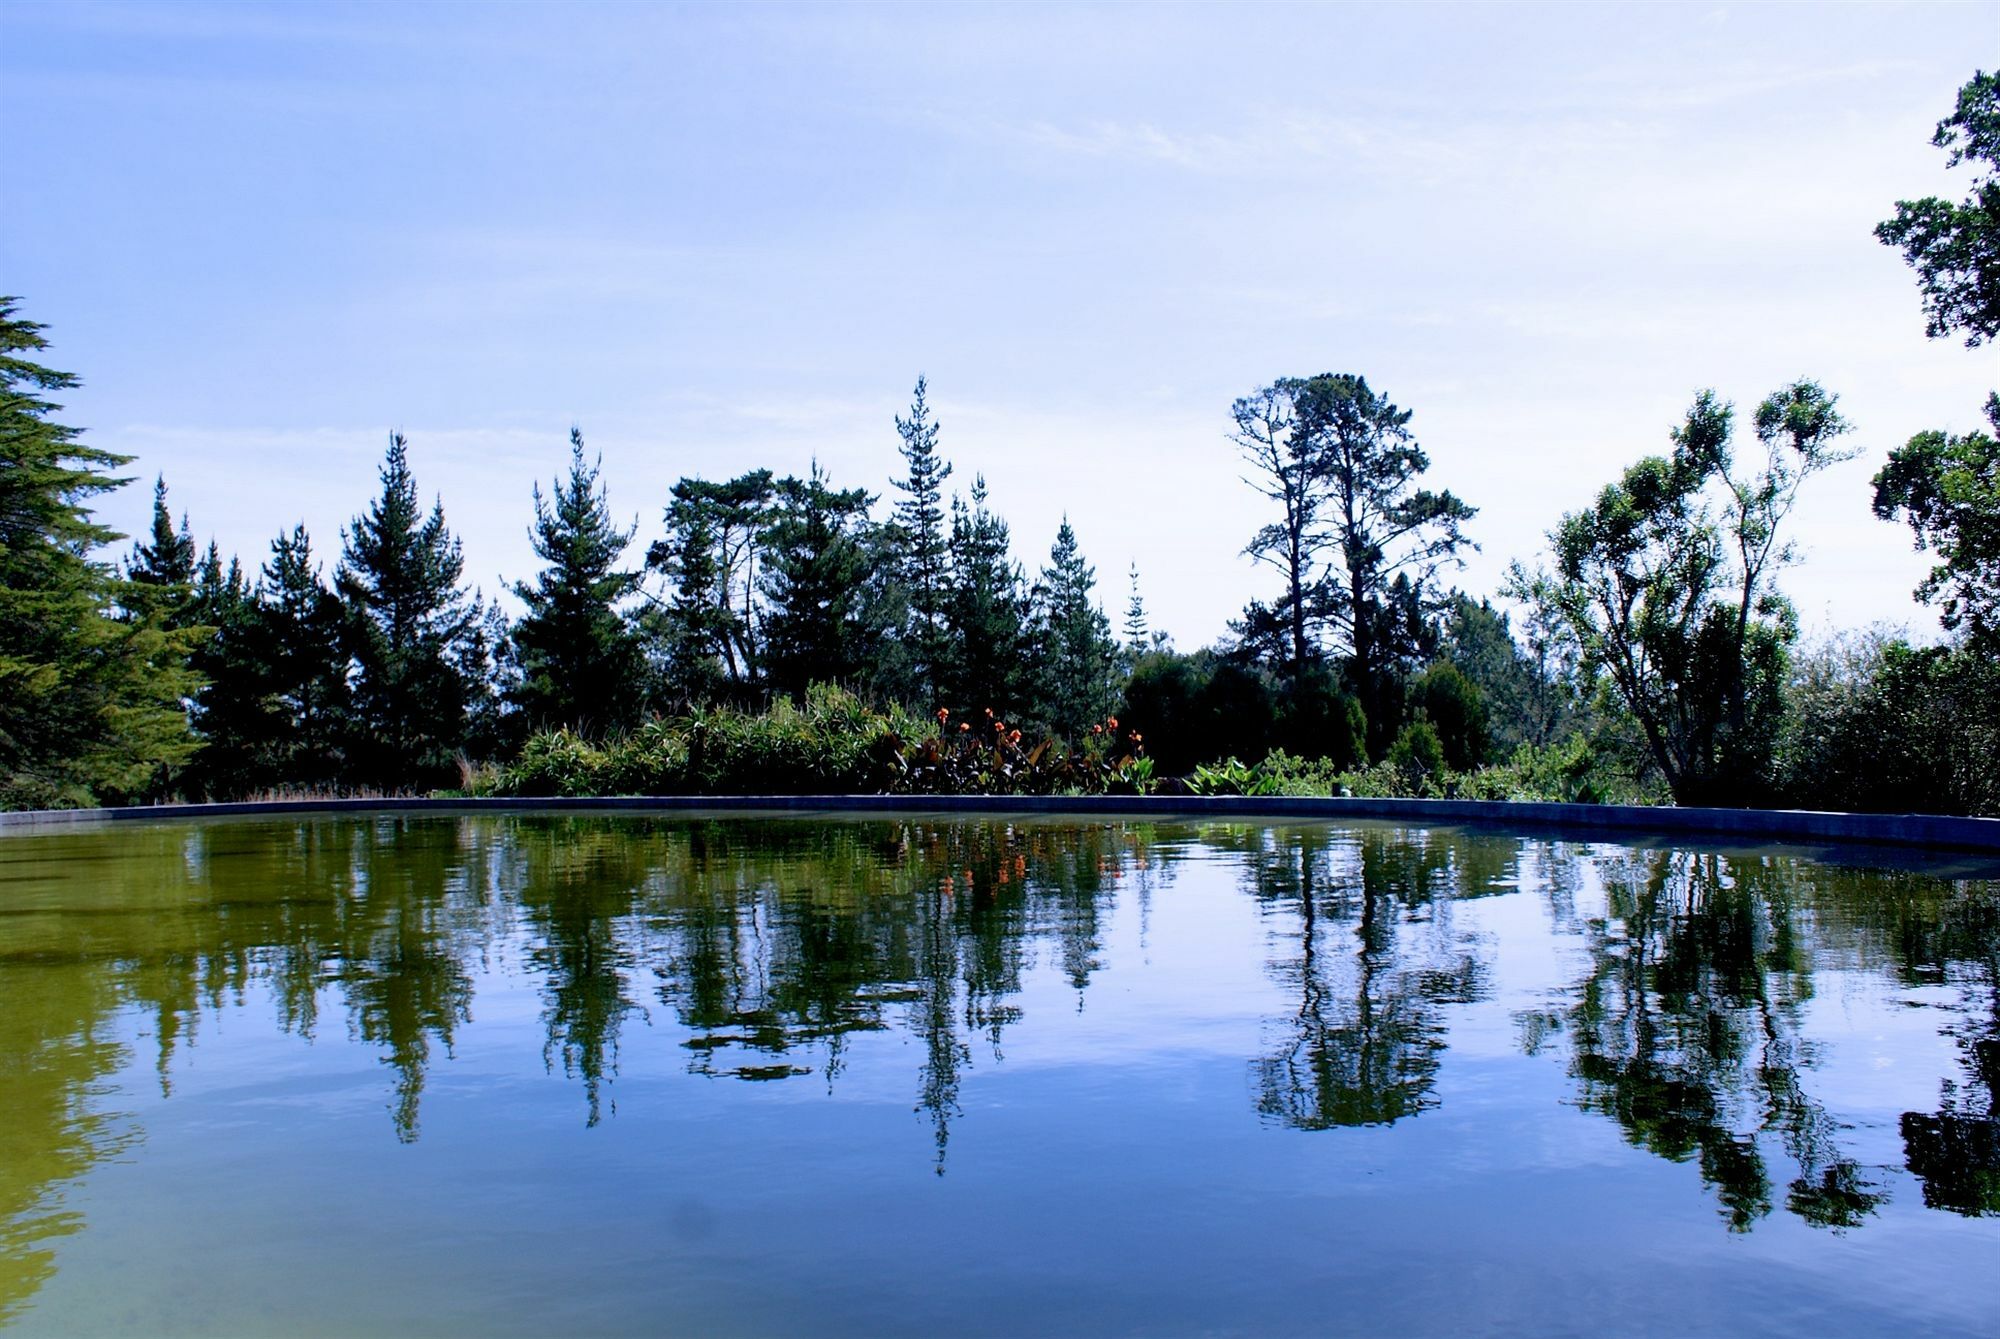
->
(2, 794, 1998, 855)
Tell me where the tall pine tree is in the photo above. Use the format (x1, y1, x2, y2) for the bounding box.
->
(336, 432, 483, 786)
(759, 462, 877, 698)
(258, 525, 351, 785)
(509, 428, 644, 732)
(0, 299, 200, 808)
(891, 375, 952, 704)
(124, 475, 197, 623)
(1029, 518, 1118, 737)
(938, 475, 1027, 716)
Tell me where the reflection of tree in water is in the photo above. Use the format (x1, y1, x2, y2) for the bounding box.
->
(1890, 882, 2000, 1216)
(1522, 849, 2000, 1232)
(1232, 825, 1501, 1130)
(645, 820, 1142, 1173)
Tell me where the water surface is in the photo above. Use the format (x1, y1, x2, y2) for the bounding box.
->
(2, 813, 1996, 1336)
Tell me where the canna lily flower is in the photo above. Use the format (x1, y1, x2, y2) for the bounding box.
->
(959, 722, 970, 732)
(1108, 717, 1119, 729)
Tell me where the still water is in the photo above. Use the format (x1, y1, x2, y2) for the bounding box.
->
(1, 812, 1995, 1337)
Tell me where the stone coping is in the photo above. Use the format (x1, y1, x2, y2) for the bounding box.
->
(2, 793, 1998, 857)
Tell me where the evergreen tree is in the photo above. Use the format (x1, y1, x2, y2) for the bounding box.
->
(891, 375, 953, 703)
(642, 497, 733, 703)
(938, 475, 1027, 716)
(1028, 518, 1118, 737)
(258, 525, 351, 785)
(336, 432, 483, 786)
(184, 542, 282, 797)
(509, 428, 644, 733)
(645, 471, 774, 687)
(123, 475, 196, 622)
(1122, 561, 1149, 654)
(0, 298, 201, 808)
(758, 462, 877, 698)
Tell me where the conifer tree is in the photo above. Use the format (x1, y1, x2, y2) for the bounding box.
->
(891, 375, 952, 703)
(184, 542, 281, 796)
(938, 475, 1027, 716)
(124, 475, 197, 622)
(1029, 518, 1118, 737)
(509, 428, 644, 732)
(336, 432, 483, 786)
(1122, 561, 1149, 654)
(642, 498, 733, 703)
(759, 462, 877, 697)
(0, 299, 200, 808)
(258, 525, 351, 785)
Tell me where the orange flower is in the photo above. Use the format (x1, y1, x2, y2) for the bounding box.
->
(1091, 724, 1102, 735)
(937, 707, 949, 722)
(1008, 729, 1022, 745)
(1108, 717, 1119, 729)
(1132, 732, 1143, 742)
(984, 707, 994, 717)
(959, 722, 970, 732)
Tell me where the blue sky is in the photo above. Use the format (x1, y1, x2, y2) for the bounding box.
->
(3, 1, 1995, 646)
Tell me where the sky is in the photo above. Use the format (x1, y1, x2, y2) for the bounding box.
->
(3, 0, 1996, 649)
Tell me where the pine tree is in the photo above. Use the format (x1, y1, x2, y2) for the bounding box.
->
(642, 497, 733, 703)
(759, 462, 877, 698)
(891, 375, 953, 703)
(938, 475, 1027, 716)
(1122, 562, 1149, 653)
(1028, 518, 1118, 737)
(184, 541, 283, 796)
(0, 298, 200, 808)
(509, 428, 644, 733)
(258, 525, 351, 786)
(336, 432, 483, 786)
(124, 475, 197, 622)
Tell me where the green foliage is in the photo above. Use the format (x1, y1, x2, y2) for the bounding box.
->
(336, 432, 487, 787)
(1872, 394, 2000, 645)
(1408, 661, 1488, 771)
(1776, 632, 2000, 817)
(1386, 718, 1446, 786)
(1523, 381, 1851, 806)
(938, 475, 1027, 716)
(1027, 517, 1119, 738)
(509, 428, 644, 733)
(891, 376, 953, 702)
(1875, 70, 2000, 346)
(643, 469, 775, 695)
(0, 299, 201, 809)
(758, 463, 883, 699)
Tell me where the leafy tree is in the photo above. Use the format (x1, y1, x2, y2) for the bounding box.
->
(1872, 392, 2000, 644)
(1408, 661, 1488, 772)
(336, 432, 484, 786)
(758, 462, 877, 698)
(938, 475, 1027, 715)
(891, 376, 953, 703)
(1027, 517, 1118, 738)
(1522, 382, 1852, 806)
(642, 494, 733, 703)
(1875, 70, 2000, 346)
(1232, 380, 1325, 687)
(0, 301, 202, 807)
(509, 428, 645, 732)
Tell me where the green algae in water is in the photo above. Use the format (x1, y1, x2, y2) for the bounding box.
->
(1, 813, 1996, 1336)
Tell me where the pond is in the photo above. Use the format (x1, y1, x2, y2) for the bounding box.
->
(1, 812, 1996, 1336)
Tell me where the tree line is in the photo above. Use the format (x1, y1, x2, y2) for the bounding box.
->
(2, 70, 1994, 814)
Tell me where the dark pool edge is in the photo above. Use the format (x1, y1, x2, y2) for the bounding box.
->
(3, 793, 1999, 855)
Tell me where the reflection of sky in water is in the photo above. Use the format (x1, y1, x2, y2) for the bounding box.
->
(0, 815, 1995, 1337)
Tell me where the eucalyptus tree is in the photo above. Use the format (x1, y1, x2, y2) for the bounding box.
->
(891, 375, 953, 704)
(1517, 381, 1852, 806)
(0, 299, 200, 808)
(509, 428, 645, 732)
(336, 432, 485, 785)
